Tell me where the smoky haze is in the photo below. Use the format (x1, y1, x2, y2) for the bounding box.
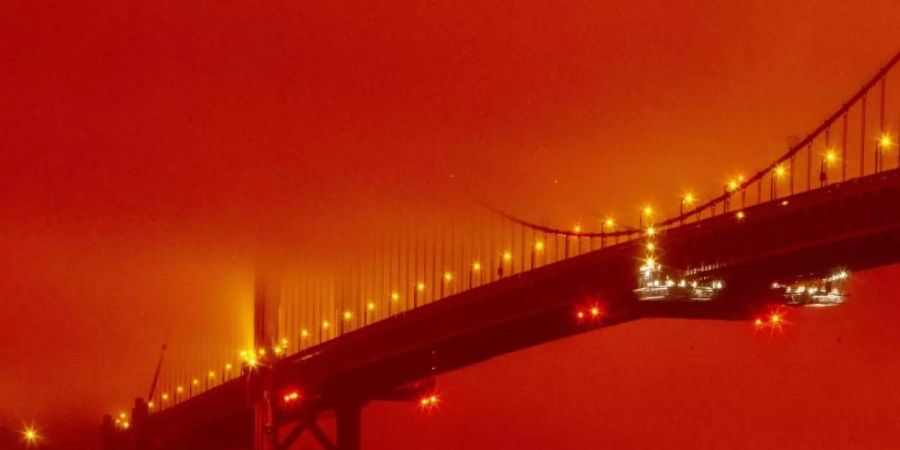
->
(1, 0, 900, 447)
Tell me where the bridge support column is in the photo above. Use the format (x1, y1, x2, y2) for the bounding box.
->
(100, 415, 116, 450)
(254, 270, 282, 450)
(254, 271, 281, 353)
(130, 398, 149, 450)
(253, 393, 278, 450)
(335, 403, 362, 450)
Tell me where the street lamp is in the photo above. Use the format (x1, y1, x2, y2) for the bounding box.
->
(601, 217, 614, 246)
(22, 426, 39, 446)
(772, 163, 787, 198)
(573, 224, 582, 254)
(414, 282, 425, 306)
(531, 240, 544, 269)
(499, 251, 512, 278)
(639, 205, 652, 229)
(441, 272, 453, 297)
(877, 133, 893, 172)
(680, 192, 695, 215)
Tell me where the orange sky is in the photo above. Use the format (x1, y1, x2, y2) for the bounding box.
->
(1, 0, 899, 447)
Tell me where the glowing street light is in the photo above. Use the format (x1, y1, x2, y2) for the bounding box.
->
(441, 272, 453, 297)
(22, 427, 39, 445)
(530, 240, 545, 269)
(341, 311, 353, 335)
(646, 242, 655, 251)
(470, 261, 482, 287)
(646, 226, 656, 237)
(601, 217, 615, 246)
(498, 251, 513, 278)
(573, 224, 582, 234)
(414, 282, 426, 307)
(366, 302, 375, 311)
(877, 133, 894, 172)
(390, 292, 400, 302)
(736, 211, 746, 220)
(821, 149, 839, 185)
(640, 205, 653, 228)
(300, 329, 309, 338)
(680, 192, 696, 215)
(726, 179, 739, 192)
(773, 164, 787, 178)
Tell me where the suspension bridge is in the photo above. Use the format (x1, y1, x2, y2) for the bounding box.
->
(100, 49, 900, 450)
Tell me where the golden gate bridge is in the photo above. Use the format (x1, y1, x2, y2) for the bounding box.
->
(99, 49, 900, 450)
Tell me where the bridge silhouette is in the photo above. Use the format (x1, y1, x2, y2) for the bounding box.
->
(101, 50, 900, 450)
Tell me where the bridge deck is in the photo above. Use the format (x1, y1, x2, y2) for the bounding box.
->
(148, 169, 900, 443)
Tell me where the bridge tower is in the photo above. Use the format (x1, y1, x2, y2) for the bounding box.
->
(253, 270, 371, 450)
(253, 272, 280, 450)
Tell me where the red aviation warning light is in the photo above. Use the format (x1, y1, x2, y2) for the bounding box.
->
(282, 389, 302, 404)
(576, 303, 604, 323)
(753, 308, 789, 332)
(419, 393, 440, 410)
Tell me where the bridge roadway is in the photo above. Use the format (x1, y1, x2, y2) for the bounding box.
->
(137, 169, 900, 449)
